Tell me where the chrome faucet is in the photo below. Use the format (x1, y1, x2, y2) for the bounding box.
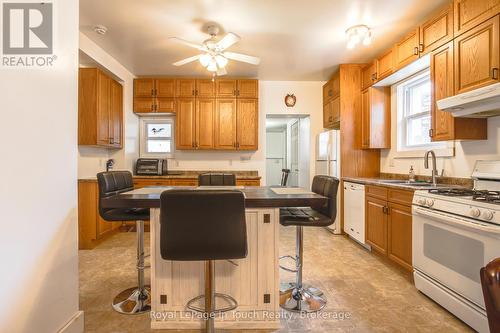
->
(424, 150, 438, 186)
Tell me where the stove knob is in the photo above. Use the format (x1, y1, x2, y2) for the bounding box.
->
(482, 211, 494, 221)
(418, 199, 426, 206)
(470, 208, 481, 218)
(426, 199, 435, 207)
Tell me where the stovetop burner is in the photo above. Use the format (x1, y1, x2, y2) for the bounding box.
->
(472, 190, 500, 204)
(428, 188, 475, 197)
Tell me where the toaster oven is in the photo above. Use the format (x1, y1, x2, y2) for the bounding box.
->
(135, 158, 168, 176)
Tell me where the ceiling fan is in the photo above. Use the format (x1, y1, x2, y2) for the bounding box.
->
(170, 25, 260, 76)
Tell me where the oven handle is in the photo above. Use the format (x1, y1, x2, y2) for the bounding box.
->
(413, 206, 500, 235)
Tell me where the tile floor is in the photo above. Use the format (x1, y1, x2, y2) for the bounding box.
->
(79, 227, 472, 332)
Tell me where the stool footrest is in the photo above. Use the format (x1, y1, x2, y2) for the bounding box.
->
(187, 293, 238, 315)
(279, 255, 298, 273)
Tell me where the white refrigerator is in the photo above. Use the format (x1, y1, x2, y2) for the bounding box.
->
(315, 130, 341, 234)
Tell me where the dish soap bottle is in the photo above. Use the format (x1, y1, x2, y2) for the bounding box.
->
(409, 166, 416, 182)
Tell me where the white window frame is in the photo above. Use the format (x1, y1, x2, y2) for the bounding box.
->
(394, 69, 453, 158)
(139, 117, 174, 158)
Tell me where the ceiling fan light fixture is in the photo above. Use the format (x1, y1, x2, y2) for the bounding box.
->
(215, 55, 228, 68)
(199, 53, 211, 67)
(207, 61, 218, 72)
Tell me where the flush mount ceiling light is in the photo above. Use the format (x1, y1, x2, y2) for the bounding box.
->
(93, 25, 108, 35)
(345, 24, 372, 49)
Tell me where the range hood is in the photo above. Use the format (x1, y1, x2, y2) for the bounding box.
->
(436, 82, 500, 117)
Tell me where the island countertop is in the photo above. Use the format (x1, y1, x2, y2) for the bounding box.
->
(101, 186, 327, 209)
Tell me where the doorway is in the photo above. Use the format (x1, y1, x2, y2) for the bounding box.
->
(265, 115, 310, 187)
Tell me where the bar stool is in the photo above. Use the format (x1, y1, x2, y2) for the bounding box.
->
(160, 189, 247, 333)
(198, 172, 236, 186)
(279, 175, 339, 313)
(281, 169, 291, 186)
(481, 257, 500, 333)
(97, 171, 151, 314)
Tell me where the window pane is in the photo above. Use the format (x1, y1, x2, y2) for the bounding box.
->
(147, 123, 171, 138)
(407, 115, 431, 146)
(147, 140, 171, 153)
(408, 80, 430, 116)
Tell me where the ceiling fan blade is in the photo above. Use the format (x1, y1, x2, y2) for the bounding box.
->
(216, 32, 241, 50)
(217, 67, 227, 76)
(223, 51, 260, 65)
(173, 55, 200, 66)
(169, 37, 206, 51)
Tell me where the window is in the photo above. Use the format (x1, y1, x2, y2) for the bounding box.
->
(139, 118, 174, 157)
(396, 70, 445, 152)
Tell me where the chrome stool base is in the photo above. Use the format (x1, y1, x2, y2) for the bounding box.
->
(280, 282, 324, 297)
(112, 286, 151, 314)
(187, 293, 238, 314)
(280, 286, 326, 313)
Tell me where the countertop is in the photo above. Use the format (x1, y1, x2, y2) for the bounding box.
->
(101, 186, 327, 209)
(79, 170, 261, 182)
(342, 176, 466, 191)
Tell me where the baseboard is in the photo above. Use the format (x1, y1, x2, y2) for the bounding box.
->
(58, 311, 84, 333)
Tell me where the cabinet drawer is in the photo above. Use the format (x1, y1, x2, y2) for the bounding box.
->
(133, 179, 172, 188)
(236, 179, 260, 186)
(388, 188, 414, 206)
(170, 179, 198, 186)
(366, 185, 388, 200)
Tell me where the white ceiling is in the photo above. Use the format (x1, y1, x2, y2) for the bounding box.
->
(80, 0, 448, 80)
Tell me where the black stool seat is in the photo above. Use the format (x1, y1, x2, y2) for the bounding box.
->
(101, 208, 150, 221)
(198, 173, 236, 186)
(280, 207, 331, 227)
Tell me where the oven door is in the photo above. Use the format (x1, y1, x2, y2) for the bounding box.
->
(413, 205, 500, 308)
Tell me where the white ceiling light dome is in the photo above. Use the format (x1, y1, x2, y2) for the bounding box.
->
(346, 24, 372, 49)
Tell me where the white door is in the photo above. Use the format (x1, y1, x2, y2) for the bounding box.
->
(289, 120, 299, 187)
(266, 130, 286, 186)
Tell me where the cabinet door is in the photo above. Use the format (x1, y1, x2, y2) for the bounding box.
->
(134, 98, 155, 113)
(215, 98, 237, 149)
(175, 98, 196, 149)
(156, 79, 176, 97)
(323, 80, 334, 104)
(216, 79, 237, 97)
(387, 202, 413, 270)
(237, 79, 258, 98)
(134, 78, 155, 97)
(331, 72, 340, 98)
(196, 79, 215, 98)
(365, 196, 388, 255)
(431, 41, 455, 141)
(361, 89, 371, 149)
(394, 28, 420, 69)
(419, 3, 454, 55)
(97, 71, 111, 146)
(176, 79, 196, 97)
(323, 101, 332, 128)
(109, 80, 123, 147)
(361, 62, 376, 89)
(196, 98, 215, 149)
(156, 98, 175, 113)
(454, 15, 499, 94)
(454, 0, 500, 36)
(376, 49, 394, 80)
(237, 99, 258, 150)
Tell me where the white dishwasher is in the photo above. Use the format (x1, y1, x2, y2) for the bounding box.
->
(343, 182, 367, 246)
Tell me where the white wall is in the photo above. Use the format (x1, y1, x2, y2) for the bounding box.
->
(381, 100, 500, 178)
(78, 33, 138, 178)
(0, 0, 82, 332)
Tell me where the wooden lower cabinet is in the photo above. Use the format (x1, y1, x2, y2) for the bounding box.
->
(365, 185, 414, 270)
(133, 178, 261, 188)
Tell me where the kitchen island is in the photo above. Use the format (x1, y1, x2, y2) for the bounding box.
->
(102, 186, 327, 330)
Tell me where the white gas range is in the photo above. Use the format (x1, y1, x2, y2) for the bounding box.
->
(412, 160, 500, 333)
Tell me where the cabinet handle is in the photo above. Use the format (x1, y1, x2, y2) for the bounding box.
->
(151, 104, 154, 111)
(192, 89, 195, 96)
(373, 72, 377, 81)
(419, 43, 424, 53)
(413, 46, 419, 55)
(429, 129, 434, 138)
(492, 68, 499, 80)
(328, 90, 332, 97)
(151, 89, 154, 96)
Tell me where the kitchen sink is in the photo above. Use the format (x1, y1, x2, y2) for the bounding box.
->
(378, 180, 434, 187)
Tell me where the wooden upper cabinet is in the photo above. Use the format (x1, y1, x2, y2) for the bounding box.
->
(431, 41, 488, 141)
(237, 79, 258, 98)
(365, 196, 388, 255)
(419, 3, 454, 55)
(236, 99, 258, 150)
(323, 96, 340, 129)
(454, 0, 500, 36)
(323, 80, 334, 104)
(175, 98, 196, 149)
(331, 72, 340, 98)
(109, 80, 123, 147)
(361, 62, 376, 90)
(196, 79, 215, 98)
(156, 98, 175, 113)
(394, 28, 420, 70)
(454, 15, 499, 94)
(376, 49, 394, 81)
(361, 87, 390, 149)
(156, 79, 175, 97)
(215, 99, 237, 149)
(134, 78, 155, 97)
(216, 79, 237, 97)
(176, 79, 196, 97)
(196, 98, 215, 149)
(134, 98, 155, 113)
(97, 72, 111, 146)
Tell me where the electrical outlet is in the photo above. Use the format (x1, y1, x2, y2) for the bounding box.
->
(389, 159, 395, 167)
